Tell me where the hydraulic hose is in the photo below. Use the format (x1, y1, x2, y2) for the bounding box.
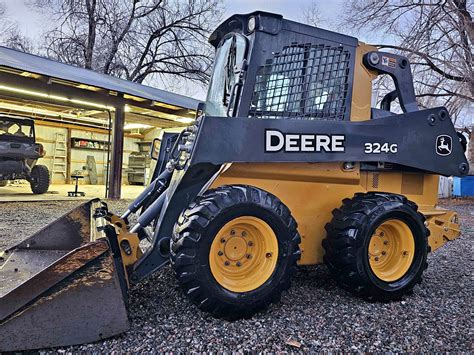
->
(121, 168, 172, 221)
(130, 190, 167, 233)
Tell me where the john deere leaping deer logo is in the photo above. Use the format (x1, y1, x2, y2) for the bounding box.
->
(436, 135, 452, 156)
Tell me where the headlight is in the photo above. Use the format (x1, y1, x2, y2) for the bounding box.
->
(248, 16, 256, 32)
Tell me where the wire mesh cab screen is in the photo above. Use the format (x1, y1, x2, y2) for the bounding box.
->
(249, 43, 351, 120)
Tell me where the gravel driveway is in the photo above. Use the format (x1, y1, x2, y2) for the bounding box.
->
(0, 198, 472, 352)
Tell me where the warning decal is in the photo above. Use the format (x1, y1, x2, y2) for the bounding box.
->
(381, 56, 397, 68)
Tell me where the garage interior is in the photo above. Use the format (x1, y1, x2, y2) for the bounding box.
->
(0, 46, 199, 201)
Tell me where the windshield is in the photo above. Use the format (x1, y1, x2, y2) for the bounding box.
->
(205, 34, 247, 116)
(0, 119, 34, 139)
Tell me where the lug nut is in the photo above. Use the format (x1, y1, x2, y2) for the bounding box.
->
(242, 231, 247, 237)
(383, 240, 388, 245)
(224, 261, 230, 266)
(374, 257, 379, 261)
(266, 252, 272, 258)
(236, 261, 241, 267)
(220, 238, 226, 243)
(230, 230, 236, 236)
(382, 251, 386, 255)
(248, 241, 253, 246)
(246, 254, 252, 259)
(218, 251, 223, 256)
(380, 232, 384, 237)
(402, 251, 408, 256)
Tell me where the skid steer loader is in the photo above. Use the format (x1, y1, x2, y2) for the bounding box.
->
(0, 11, 469, 351)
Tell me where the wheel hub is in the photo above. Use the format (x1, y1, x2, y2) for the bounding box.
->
(369, 235, 384, 256)
(223, 235, 248, 261)
(209, 216, 278, 293)
(368, 219, 415, 282)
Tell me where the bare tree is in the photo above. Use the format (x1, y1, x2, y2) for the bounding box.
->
(3, 27, 35, 53)
(306, 0, 473, 126)
(30, 0, 223, 87)
(302, 2, 323, 28)
(0, 1, 34, 52)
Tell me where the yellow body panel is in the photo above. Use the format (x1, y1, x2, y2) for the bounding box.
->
(425, 211, 460, 252)
(350, 43, 378, 122)
(210, 162, 460, 265)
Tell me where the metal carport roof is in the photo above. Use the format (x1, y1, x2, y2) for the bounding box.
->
(0, 46, 200, 110)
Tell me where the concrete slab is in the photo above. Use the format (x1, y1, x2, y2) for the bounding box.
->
(0, 182, 144, 202)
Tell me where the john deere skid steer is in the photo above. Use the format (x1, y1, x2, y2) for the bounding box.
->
(0, 12, 468, 351)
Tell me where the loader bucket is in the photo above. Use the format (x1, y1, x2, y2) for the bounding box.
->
(0, 199, 129, 351)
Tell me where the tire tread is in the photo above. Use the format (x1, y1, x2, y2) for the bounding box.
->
(171, 184, 301, 319)
(323, 192, 429, 301)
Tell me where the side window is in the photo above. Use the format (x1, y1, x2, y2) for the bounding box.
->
(205, 34, 247, 117)
(249, 43, 351, 120)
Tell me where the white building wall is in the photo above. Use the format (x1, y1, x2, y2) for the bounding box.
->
(35, 125, 67, 183)
(35, 124, 141, 185)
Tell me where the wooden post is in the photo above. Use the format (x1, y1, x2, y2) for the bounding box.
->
(66, 127, 72, 184)
(107, 105, 125, 199)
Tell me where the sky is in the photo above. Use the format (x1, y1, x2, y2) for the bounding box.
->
(222, 0, 343, 25)
(4, 0, 346, 38)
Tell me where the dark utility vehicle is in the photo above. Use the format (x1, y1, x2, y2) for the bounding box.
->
(0, 116, 50, 194)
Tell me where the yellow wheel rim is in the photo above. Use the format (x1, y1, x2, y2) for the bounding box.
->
(209, 216, 279, 293)
(368, 219, 415, 282)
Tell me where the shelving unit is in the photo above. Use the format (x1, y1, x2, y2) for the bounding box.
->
(70, 137, 109, 151)
(127, 141, 152, 185)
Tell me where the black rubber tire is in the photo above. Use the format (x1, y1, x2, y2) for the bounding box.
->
(0, 180, 8, 187)
(171, 185, 301, 319)
(322, 192, 429, 301)
(30, 165, 50, 194)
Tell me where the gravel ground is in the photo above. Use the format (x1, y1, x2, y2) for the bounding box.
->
(0, 198, 472, 352)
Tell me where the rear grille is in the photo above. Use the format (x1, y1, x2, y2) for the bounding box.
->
(249, 42, 351, 120)
(372, 173, 380, 189)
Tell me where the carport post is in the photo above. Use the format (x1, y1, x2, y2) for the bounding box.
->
(107, 104, 125, 199)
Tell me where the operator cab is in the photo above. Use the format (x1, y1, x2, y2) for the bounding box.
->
(205, 11, 358, 120)
(204, 11, 422, 122)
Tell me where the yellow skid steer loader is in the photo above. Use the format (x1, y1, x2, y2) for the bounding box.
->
(0, 12, 468, 351)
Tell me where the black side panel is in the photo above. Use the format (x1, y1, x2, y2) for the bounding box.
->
(190, 108, 468, 177)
